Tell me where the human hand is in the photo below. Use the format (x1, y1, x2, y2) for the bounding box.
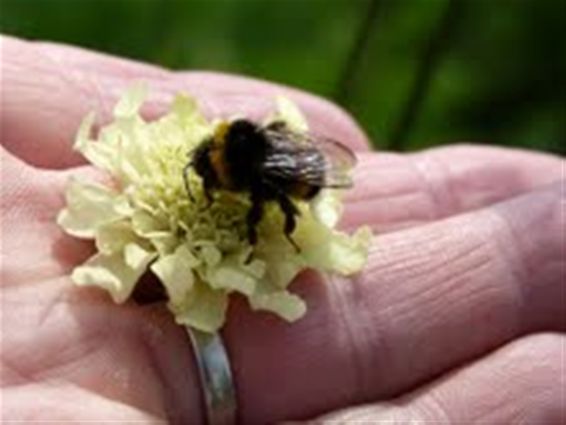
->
(1, 35, 564, 424)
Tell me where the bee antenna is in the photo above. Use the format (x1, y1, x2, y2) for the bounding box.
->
(183, 160, 196, 202)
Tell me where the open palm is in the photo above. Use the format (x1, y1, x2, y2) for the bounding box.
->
(1, 36, 564, 424)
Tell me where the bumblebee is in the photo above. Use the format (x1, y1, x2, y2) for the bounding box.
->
(183, 119, 356, 251)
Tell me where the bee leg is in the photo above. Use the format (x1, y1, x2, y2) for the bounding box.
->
(277, 194, 301, 253)
(200, 178, 215, 211)
(246, 192, 264, 247)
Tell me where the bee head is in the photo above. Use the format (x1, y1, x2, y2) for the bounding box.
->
(226, 119, 259, 143)
(192, 142, 212, 178)
(183, 140, 214, 202)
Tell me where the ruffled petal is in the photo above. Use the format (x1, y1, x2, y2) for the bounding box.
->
(310, 190, 344, 228)
(95, 220, 139, 255)
(171, 280, 229, 333)
(250, 290, 307, 322)
(113, 81, 147, 118)
(72, 245, 156, 303)
(205, 252, 265, 296)
(324, 226, 373, 275)
(57, 179, 124, 238)
(151, 244, 199, 304)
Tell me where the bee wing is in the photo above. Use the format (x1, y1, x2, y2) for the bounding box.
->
(262, 126, 356, 188)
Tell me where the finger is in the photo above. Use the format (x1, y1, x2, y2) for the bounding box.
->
(35, 38, 370, 151)
(0, 36, 368, 170)
(1, 275, 203, 423)
(312, 333, 565, 424)
(0, 145, 92, 285)
(3, 381, 164, 422)
(47, 143, 563, 284)
(221, 182, 564, 424)
(1, 145, 203, 421)
(172, 71, 370, 150)
(35, 38, 167, 77)
(343, 145, 565, 232)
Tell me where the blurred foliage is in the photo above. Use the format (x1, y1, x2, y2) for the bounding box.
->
(1, 0, 564, 154)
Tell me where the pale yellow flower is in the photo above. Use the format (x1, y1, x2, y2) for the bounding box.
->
(58, 84, 372, 333)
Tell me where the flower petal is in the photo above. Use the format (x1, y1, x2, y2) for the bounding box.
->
(73, 111, 95, 152)
(172, 94, 209, 133)
(57, 179, 124, 238)
(171, 280, 228, 333)
(256, 243, 303, 289)
(147, 231, 180, 255)
(329, 226, 373, 275)
(95, 220, 139, 255)
(205, 253, 265, 296)
(131, 210, 167, 236)
(151, 244, 199, 304)
(200, 244, 222, 267)
(113, 81, 147, 118)
(302, 223, 373, 275)
(124, 242, 155, 269)
(250, 290, 307, 322)
(310, 189, 344, 228)
(72, 247, 156, 303)
(59, 87, 372, 332)
(274, 96, 309, 133)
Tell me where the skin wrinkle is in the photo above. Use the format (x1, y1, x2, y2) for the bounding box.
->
(2, 183, 85, 284)
(63, 380, 167, 422)
(35, 40, 169, 79)
(325, 272, 380, 406)
(424, 146, 558, 195)
(36, 44, 101, 120)
(344, 147, 565, 236)
(345, 155, 436, 216)
(5, 314, 103, 383)
(135, 311, 176, 423)
(36, 284, 67, 328)
(346, 153, 495, 235)
(342, 207, 528, 399)
(2, 278, 115, 373)
(34, 307, 167, 417)
(135, 305, 204, 424)
(447, 334, 565, 423)
(3, 325, 104, 389)
(10, 379, 165, 422)
(2, 231, 59, 287)
(1, 59, 87, 168)
(2, 156, 95, 278)
(3, 382, 148, 422)
(364, 225, 485, 285)
(412, 151, 460, 220)
(486, 210, 533, 332)
(35, 48, 129, 165)
(315, 334, 565, 424)
(490, 185, 564, 332)
(1, 356, 38, 387)
(144, 351, 177, 422)
(429, 259, 496, 324)
(0, 148, 30, 201)
(387, 250, 495, 346)
(412, 391, 454, 423)
(344, 197, 434, 234)
(31, 37, 367, 144)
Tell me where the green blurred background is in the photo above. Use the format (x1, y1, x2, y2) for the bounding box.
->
(1, 0, 564, 154)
